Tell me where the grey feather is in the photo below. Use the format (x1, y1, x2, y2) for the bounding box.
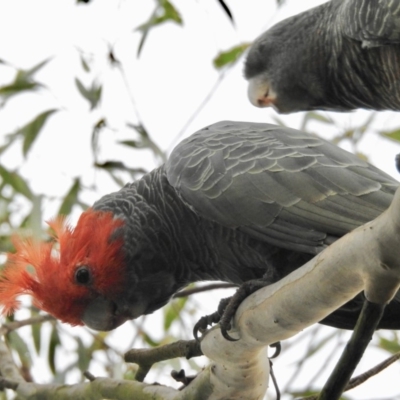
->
(245, 0, 400, 112)
(340, 0, 400, 47)
(92, 121, 400, 330)
(167, 121, 397, 253)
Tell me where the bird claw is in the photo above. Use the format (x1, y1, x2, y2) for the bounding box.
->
(194, 278, 273, 341)
(269, 341, 281, 358)
(193, 310, 222, 341)
(193, 297, 232, 341)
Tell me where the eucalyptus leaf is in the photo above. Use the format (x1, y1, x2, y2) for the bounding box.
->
(77, 337, 91, 371)
(136, 0, 182, 57)
(164, 297, 187, 331)
(213, 43, 250, 70)
(75, 78, 102, 109)
(378, 336, 400, 354)
(58, 178, 81, 216)
(17, 109, 58, 157)
(30, 310, 42, 354)
(80, 54, 91, 72)
(0, 58, 50, 102)
(48, 325, 61, 375)
(0, 165, 33, 199)
(379, 128, 400, 143)
(8, 331, 32, 368)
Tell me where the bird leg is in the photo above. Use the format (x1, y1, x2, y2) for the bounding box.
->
(193, 276, 275, 341)
(317, 298, 385, 400)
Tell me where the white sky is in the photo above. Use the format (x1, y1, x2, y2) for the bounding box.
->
(1, 0, 400, 399)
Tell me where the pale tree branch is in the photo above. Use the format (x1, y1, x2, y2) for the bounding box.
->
(0, 376, 178, 400)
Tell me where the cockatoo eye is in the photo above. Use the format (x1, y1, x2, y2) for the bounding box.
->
(75, 266, 92, 285)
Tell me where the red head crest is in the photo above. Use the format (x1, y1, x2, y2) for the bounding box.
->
(0, 210, 125, 326)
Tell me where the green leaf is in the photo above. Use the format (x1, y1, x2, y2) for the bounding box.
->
(379, 337, 400, 354)
(95, 160, 132, 172)
(0, 58, 50, 102)
(163, 297, 187, 331)
(0, 165, 33, 199)
(76, 337, 91, 371)
(75, 78, 102, 109)
(119, 139, 141, 148)
(8, 331, 32, 368)
(379, 128, 400, 143)
(91, 118, 107, 160)
(30, 309, 42, 354)
(0, 79, 38, 100)
(80, 54, 91, 72)
(16, 109, 57, 157)
(0, 132, 19, 156)
(58, 178, 81, 216)
(136, 0, 182, 56)
(48, 325, 61, 375)
(213, 43, 251, 69)
(89, 331, 109, 352)
(24, 58, 51, 78)
(28, 194, 43, 236)
(95, 161, 146, 186)
(142, 332, 160, 347)
(31, 323, 42, 355)
(95, 160, 146, 174)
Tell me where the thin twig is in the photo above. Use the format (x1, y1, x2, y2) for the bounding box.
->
(173, 283, 237, 298)
(112, 53, 144, 127)
(346, 351, 400, 390)
(124, 339, 203, 382)
(301, 350, 400, 400)
(168, 71, 228, 151)
(0, 314, 55, 335)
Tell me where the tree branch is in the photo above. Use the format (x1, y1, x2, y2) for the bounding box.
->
(124, 339, 202, 382)
(317, 301, 385, 399)
(347, 351, 400, 390)
(0, 314, 55, 335)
